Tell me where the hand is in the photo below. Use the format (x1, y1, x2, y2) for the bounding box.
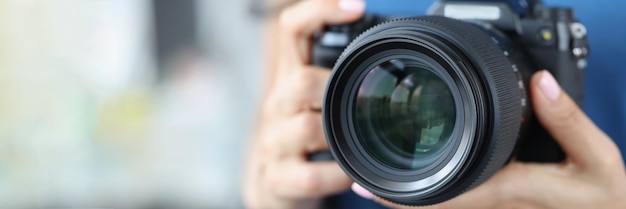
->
(352, 70, 626, 209)
(243, 0, 365, 209)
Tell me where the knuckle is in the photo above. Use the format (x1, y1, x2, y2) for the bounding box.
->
(244, 168, 270, 209)
(261, 88, 296, 116)
(291, 69, 319, 91)
(294, 112, 322, 138)
(261, 70, 323, 116)
(260, 95, 281, 116)
(265, 168, 283, 193)
(596, 145, 623, 169)
(257, 129, 291, 161)
(254, 126, 285, 160)
(552, 104, 585, 129)
(257, 140, 275, 158)
(561, 106, 583, 125)
(277, 7, 300, 35)
(491, 164, 531, 202)
(298, 168, 323, 194)
(277, 0, 327, 36)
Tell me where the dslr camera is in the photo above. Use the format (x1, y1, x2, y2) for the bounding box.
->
(312, 0, 590, 206)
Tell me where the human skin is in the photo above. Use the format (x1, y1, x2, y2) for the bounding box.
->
(353, 70, 626, 209)
(243, 0, 626, 208)
(243, 0, 365, 208)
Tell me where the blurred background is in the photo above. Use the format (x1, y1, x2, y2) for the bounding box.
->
(0, 0, 263, 208)
(2, 0, 622, 208)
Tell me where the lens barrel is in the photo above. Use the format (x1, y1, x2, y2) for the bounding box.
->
(323, 16, 524, 205)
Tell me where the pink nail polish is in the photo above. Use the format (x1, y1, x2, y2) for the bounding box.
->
(339, 0, 365, 12)
(539, 71, 561, 101)
(351, 183, 375, 200)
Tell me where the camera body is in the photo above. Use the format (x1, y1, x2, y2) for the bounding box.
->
(314, 0, 588, 107)
(313, 0, 590, 206)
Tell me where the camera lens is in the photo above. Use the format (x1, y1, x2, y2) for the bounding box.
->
(323, 16, 526, 206)
(354, 58, 456, 170)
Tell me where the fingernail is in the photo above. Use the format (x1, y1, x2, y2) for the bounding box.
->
(339, 0, 365, 12)
(351, 183, 374, 200)
(539, 71, 561, 101)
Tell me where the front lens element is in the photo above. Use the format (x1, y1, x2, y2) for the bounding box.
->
(354, 58, 456, 170)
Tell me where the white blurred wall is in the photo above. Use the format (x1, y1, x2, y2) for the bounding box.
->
(196, 0, 263, 207)
(0, 0, 262, 208)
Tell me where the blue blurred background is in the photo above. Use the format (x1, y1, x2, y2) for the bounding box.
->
(365, 0, 626, 142)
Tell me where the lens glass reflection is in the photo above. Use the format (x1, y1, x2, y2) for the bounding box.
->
(354, 58, 456, 170)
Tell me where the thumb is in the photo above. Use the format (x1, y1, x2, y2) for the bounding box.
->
(279, 0, 365, 37)
(278, 0, 365, 64)
(530, 70, 620, 170)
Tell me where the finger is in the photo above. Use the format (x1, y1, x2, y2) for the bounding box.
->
(284, 65, 332, 111)
(278, 0, 365, 64)
(351, 173, 503, 209)
(269, 112, 329, 156)
(368, 178, 504, 209)
(268, 161, 352, 198)
(364, 163, 571, 209)
(266, 65, 332, 115)
(530, 70, 623, 170)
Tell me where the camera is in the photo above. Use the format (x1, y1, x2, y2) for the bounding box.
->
(312, 0, 589, 206)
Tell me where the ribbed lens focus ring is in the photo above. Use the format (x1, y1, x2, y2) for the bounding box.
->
(323, 16, 522, 206)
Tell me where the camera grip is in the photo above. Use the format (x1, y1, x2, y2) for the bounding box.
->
(307, 151, 334, 161)
(516, 123, 566, 162)
(309, 31, 346, 162)
(312, 43, 345, 69)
